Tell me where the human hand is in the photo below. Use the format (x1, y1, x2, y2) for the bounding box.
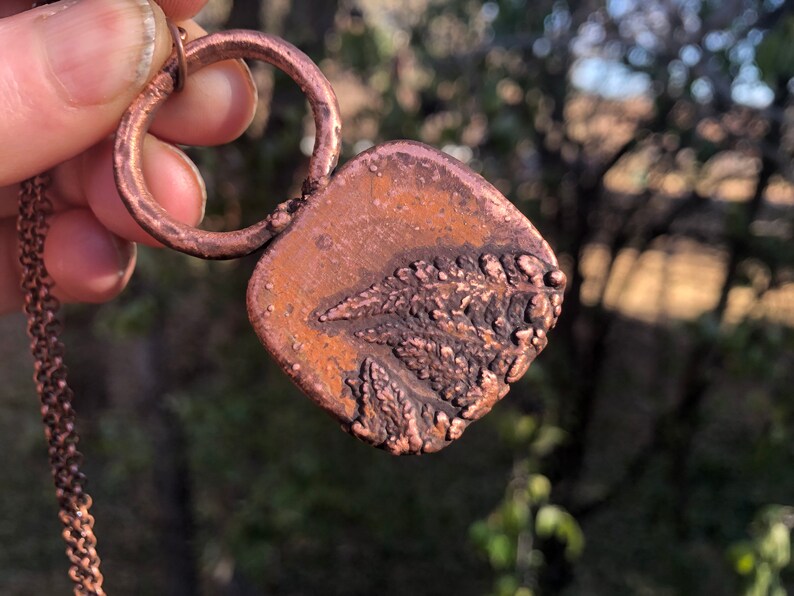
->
(0, 0, 257, 314)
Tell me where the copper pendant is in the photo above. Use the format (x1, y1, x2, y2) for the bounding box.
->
(114, 30, 565, 455)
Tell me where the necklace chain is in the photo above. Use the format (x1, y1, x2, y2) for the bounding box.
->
(18, 175, 105, 596)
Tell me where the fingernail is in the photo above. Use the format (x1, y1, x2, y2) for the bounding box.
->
(40, 0, 158, 105)
(111, 234, 136, 279)
(166, 144, 207, 222)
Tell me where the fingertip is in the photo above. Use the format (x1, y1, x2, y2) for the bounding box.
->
(44, 209, 135, 303)
(152, 59, 257, 145)
(151, 20, 257, 146)
(141, 136, 206, 231)
(83, 135, 205, 246)
(0, 0, 175, 185)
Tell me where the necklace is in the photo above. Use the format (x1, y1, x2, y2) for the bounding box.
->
(19, 22, 564, 596)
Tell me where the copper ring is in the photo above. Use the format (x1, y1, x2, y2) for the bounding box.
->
(113, 30, 342, 259)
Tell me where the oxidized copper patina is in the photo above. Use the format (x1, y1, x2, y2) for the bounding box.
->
(247, 142, 564, 454)
(113, 31, 565, 455)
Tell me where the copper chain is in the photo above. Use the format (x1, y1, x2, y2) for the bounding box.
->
(15, 6, 187, 592)
(18, 175, 105, 595)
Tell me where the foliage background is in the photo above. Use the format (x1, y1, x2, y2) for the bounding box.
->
(2, 0, 794, 594)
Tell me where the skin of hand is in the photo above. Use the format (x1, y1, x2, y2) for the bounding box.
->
(0, 0, 258, 315)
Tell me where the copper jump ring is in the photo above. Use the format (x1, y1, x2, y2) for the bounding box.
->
(113, 30, 342, 259)
(167, 21, 188, 92)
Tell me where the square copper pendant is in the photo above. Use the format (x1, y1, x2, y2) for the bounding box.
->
(113, 32, 564, 456)
(247, 141, 565, 455)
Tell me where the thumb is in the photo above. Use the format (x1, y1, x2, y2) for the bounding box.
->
(0, 0, 173, 186)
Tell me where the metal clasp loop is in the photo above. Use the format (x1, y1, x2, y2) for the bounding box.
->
(166, 21, 188, 92)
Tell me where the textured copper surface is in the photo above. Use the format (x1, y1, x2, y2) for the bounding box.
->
(113, 30, 341, 259)
(19, 175, 104, 594)
(248, 142, 565, 454)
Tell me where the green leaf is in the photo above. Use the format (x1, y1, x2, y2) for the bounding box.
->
(502, 496, 530, 532)
(487, 534, 515, 570)
(758, 522, 790, 569)
(530, 426, 567, 457)
(494, 574, 520, 596)
(514, 415, 538, 444)
(534, 505, 585, 560)
(470, 520, 492, 549)
(557, 513, 585, 560)
(527, 474, 551, 503)
(729, 541, 757, 575)
(535, 504, 563, 537)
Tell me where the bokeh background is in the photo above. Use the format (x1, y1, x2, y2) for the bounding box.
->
(3, 0, 794, 594)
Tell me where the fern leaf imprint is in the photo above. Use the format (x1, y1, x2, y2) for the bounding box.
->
(320, 251, 565, 453)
